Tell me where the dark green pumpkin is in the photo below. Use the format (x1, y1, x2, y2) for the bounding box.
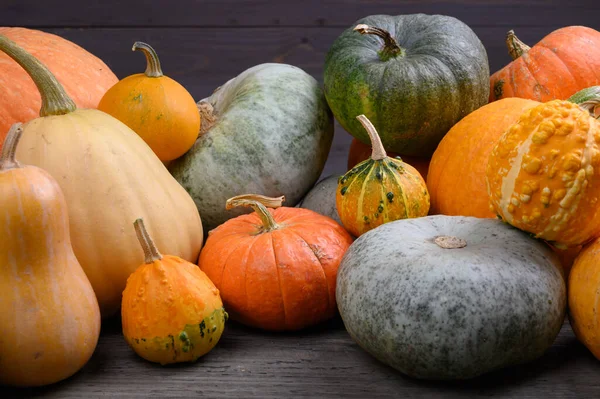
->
(324, 14, 490, 156)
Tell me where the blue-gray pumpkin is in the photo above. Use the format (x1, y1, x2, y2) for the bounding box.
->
(336, 215, 566, 380)
(169, 63, 334, 231)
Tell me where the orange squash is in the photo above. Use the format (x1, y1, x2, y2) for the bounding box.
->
(198, 194, 353, 331)
(568, 237, 600, 360)
(487, 98, 600, 247)
(0, 27, 117, 151)
(428, 98, 539, 217)
(0, 124, 100, 387)
(490, 27, 600, 102)
(0, 34, 203, 317)
(98, 42, 200, 161)
(122, 218, 226, 365)
(346, 137, 430, 181)
(337, 115, 429, 237)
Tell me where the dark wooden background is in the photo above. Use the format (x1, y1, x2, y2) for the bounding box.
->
(1, 1, 600, 398)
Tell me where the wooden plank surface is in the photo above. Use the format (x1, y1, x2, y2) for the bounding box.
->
(1, 318, 596, 398)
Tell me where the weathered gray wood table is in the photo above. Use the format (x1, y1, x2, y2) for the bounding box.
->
(1, 1, 599, 397)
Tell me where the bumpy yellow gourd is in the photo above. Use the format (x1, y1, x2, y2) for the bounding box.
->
(486, 100, 600, 247)
(122, 218, 227, 365)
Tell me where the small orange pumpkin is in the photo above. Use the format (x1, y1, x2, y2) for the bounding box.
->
(337, 115, 429, 237)
(98, 42, 200, 161)
(198, 194, 353, 331)
(568, 237, 600, 360)
(346, 137, 430, 181)
(490, 27, 600, 102)
(121, 218, 227, 365)
(487, 98, 600, 247)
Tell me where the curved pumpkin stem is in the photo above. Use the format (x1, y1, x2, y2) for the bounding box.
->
(226, 194, 285, 232)
(134, 218, 163, 263)
(506, 30, 531, 60)
(132, 42, 163, 78)
(0, 123, 24, 171)
(0, 35, 76, 117)
(356, 115, 387, 161)
(354, 24, 404, 61)
(568, 86, 600, 119)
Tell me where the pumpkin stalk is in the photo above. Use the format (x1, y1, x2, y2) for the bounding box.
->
(0, 123, 24, 171)
(133, 218, 163, 263)
(356, 115, 387, 161)
(0, 35, 76, 117)
(506, 30, 531, 60)
(198, 101, 218, 135)
(354, 24, 404, 61)
(568, 86, 600, 119)
(132, 42, 163, 78)
(226, 194, 285, 232)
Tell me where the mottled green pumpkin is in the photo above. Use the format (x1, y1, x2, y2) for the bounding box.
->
(169, 63, 334, 231)
(336, 115, 429, 237)
(324, 14, 490, 156)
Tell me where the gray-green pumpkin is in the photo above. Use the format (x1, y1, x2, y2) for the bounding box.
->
(298, 175, 342, 225)
(324, 14, 490, 156)
(169, 63, 334, 231)
(336, 215, 566, 380)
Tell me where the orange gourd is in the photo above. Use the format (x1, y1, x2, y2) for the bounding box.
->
(0, 27, 117, 151)
(568, 237, 600, 360)
(337, 115, 429, 237)
(0, 34, 203, 318)
(346, 137, 430, 182)
(486, 98, 600, 247)
(0, 124, 100, 387)
(122, 218, 226, 365)
(198, 194, 353, 331)
(428, 98, 539, 217)
(490, 27, 600, 103)
(98, 42, 200, 161)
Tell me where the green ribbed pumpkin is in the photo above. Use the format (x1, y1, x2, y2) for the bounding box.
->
(324, 14, 490, 156)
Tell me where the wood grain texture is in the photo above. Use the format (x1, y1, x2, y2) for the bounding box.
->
(0, 318, 596, 398)
(1, 0, 597, 28)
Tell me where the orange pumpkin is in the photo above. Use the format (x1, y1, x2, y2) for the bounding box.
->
(346, 137, 430, 181)
(122, 218, 226, 365)
(427, 97, 539, 217)
(490, 27, 600, 103)
(0, 124, 100, 386)
(198, 194, 353, 331)
(98, 42, 200, 162)
(0, 27, 117, 151)
(337, 115, 429, 237)
(568, 237, 600, 360)
(487, 99, 600, 247)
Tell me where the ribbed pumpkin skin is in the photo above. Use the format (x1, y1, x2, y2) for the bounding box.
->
(122, 256, 226, 365)
(0, 27, 117, 150)
(98, 73, 200, 161)
(568, 238, 600, 360)
(490, 26, 600, 102)
(427, 98, 539, 217)
(346, 138, 430, 180)
(324, 14, 490, 156)
(487, 101, 600, 247)
(0, 153, 100, 386)
(337, 157, 429, 237)
(198, 207, 353, 331)
(17, 110, 204, 317)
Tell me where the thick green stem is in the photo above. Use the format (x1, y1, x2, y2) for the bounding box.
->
(225, 194, 285, 232)
(0, 123, 24, 171)
(506, 30, 531, 60)
(356, 115, 387, 161)
(134, 218, 163, 263)
(0, 35, 76, 117)
(568, 86, 600, 119)
(132, 42, 163, 78)
(354, 24, 404, 61)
